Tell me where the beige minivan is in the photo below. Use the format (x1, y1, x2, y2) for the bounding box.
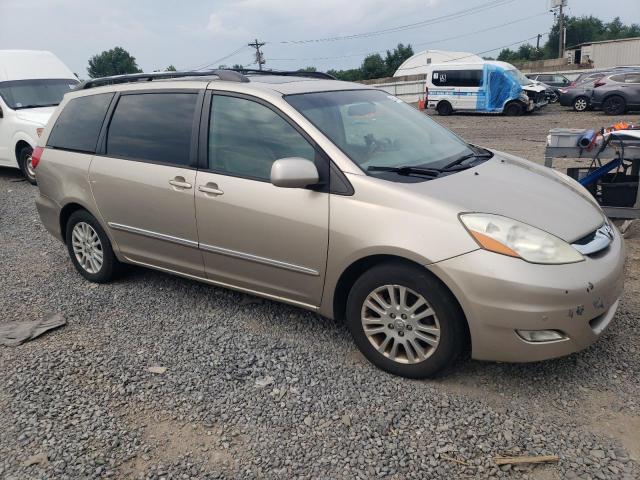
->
(34, 70, 625, 378)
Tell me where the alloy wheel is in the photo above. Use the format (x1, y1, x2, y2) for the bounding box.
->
(574, 98, 588, 112)
(361, 285, 441, 364)
(71, 222, 104, 274)
(25, 153, 36, 179)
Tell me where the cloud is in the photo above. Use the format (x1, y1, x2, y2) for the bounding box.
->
(198, 0, 440, 42)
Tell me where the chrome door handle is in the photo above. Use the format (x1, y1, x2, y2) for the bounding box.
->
(198, 184, 224, 196)
(169, 177, 192, 189)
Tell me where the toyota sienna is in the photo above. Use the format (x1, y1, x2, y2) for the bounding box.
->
(34, 70, 625, 378)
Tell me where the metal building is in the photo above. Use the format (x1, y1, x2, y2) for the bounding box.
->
(566, 37, 640, 69)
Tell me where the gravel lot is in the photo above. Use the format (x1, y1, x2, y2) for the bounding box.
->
(1, 104, 639, 480)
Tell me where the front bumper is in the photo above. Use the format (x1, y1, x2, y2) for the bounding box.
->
(559, 96, 574, 107)
(427, 227, 626, 363)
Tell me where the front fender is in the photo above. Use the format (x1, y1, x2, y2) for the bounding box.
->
(12, 130, 38, 154)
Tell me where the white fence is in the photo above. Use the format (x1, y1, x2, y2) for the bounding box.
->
(360, 74, 427, 104)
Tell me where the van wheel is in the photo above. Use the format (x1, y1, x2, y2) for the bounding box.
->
(345, 262, 466, 379)
(436, 101, 453, 116)
(17, 145, 37, 185)
(504, 102, 524, 116)
(573, 96, 589, 112)
(602, 95, 626, 115)
(65, 210, 120, 283)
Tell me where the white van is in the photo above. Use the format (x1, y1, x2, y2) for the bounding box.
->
(421, 61, 547, 116)
(0, 50, 78, 183)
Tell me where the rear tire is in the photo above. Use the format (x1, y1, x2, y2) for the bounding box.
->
(17, 145, 37, 185)
(65, 210, 120, 283)
(573, 96, 589, 112)
(602, 95, 626, 115)
(504, 102, 524, 116)
(436, 101, 453, 116)
(345, 262, 466, 379)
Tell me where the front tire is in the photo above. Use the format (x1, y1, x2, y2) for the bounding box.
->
(573, 96, 589, 112)
(65, 210, 120, 283)
(345, 262, 466, 379)
(602, 95, 626, 115)
(504, 102, 524, 116)
(17, 145, 37, 185)
(436, 101, 453, 116)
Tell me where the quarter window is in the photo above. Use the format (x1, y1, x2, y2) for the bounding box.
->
(431, 70, 483, 87)
(208, 95, 316, 181)
(624, 74, 640, 84)
(47, 93, 114, 153)
(106, 93, 197, 166)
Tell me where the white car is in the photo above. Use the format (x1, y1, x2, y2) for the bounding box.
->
(0, 50, 78, 184)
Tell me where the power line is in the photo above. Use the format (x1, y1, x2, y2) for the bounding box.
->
(189, 44, 249, 71)
(268, 13, 550, 63)
(271, 0, 518, 44)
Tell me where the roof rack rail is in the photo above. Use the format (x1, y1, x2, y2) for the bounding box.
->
(76, 69, 249, 90)
(230, 68, 337, 80)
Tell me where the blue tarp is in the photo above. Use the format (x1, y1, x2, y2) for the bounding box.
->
(476, 64, 522, 112)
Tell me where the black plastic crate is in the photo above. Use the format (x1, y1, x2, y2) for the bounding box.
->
(601, 175, 639, 207)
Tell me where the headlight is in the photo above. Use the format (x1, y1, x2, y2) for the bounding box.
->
(459, 213, 584, 264)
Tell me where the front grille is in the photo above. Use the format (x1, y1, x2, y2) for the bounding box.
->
(571, 223, 614, 256)
(526, 91, 543, 103)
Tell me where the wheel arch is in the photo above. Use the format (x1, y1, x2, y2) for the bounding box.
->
(503, 99, 525, 115)
(331, 254, 470, 353)
(59, 202, 89, 243)
(15, 140, 32, 160)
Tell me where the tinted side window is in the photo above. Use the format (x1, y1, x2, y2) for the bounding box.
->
(106, 93, 197, 166)
(610, 74, 626, 83)
(47, 93, 114, 153)
(624, 74, 640, 84)
(208, 95, 315, 181)
(432, 70, 482, 87)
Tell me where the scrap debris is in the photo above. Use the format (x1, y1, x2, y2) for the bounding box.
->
(0, 314, 66, 346)
(147, 366, 167, 374)
(493, 454, 559, 466)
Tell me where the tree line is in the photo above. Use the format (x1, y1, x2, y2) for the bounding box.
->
(86, 15, 640, 79)
(498, 15, 640, 64)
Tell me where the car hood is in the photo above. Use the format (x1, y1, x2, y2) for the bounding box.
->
(522, 83, 546, 93)
(14, 106, 56, 126)
(402, 151, 605, 242)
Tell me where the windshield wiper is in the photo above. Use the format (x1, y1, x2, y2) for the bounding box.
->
(367, 165, 442, 177)
(441, 148, 493, 171)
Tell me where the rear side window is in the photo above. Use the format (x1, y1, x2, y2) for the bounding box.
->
(47, 93, 114, 153)
(106, 93, 198, 166)
(432, 70, 482, 87)
(610, 74, 626, 83)
(624, 74, 640, 84)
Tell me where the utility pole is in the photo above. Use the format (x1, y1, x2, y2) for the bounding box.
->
(557, 1, 565, 59)
(248, 39, 266, 71)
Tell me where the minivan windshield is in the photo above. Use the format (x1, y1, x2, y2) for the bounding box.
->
(0, 78, 79, 110)
(286, 89, 474, 173)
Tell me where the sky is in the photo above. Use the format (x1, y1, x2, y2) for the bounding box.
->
(1, 0, 639, 78)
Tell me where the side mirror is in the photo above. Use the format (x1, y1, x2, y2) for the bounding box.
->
(270, 157, 319, 189)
